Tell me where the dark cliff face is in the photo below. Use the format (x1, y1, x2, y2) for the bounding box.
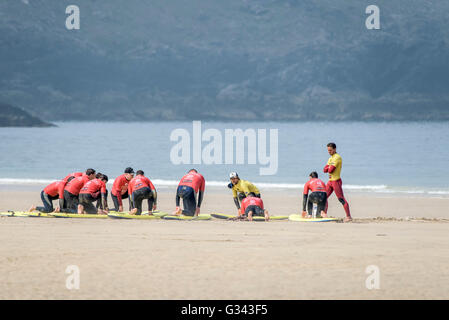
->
(1, 0, 449, 121)
(0, 103, 55, 127)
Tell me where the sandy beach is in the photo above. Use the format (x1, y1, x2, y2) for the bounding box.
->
(1, 184, 448, 299)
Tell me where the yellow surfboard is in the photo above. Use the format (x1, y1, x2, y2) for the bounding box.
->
(107, 212, 161, 220)
(288, 214, 339, 222)
(0, 211, 31, 217)
(211, 213, 288, 221)
(24, 212, 52, 217)
(50, 213, 108, 219)
(151, 211, 168, 218)
(162, 214, 211, 221)
(108, 210, 167, 217)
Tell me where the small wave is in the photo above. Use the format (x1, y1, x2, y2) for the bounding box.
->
(1, 178, 447, 195)
(0, 178, 55, 185)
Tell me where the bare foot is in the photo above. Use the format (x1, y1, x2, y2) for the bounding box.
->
(344, 216, 353, 222)
(28, 205, 36, 212)
(321, 212, 328, 218)
(54, 207, 61, 213)
(307, 215, 313, 219)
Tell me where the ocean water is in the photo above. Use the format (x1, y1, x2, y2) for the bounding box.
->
(0, 121, 448, 196)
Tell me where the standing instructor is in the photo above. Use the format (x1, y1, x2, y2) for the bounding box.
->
(324, 142, 352, 222)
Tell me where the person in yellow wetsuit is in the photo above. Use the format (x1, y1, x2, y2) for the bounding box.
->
(228, 172, 260, 215)
(324, 142, 352, 222)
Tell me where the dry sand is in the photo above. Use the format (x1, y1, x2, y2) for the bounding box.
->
(1, 184, 448, 299)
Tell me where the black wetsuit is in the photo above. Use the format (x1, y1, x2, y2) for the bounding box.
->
(111, 191, 132, 212)
(244, 205, 265, 217)
(303, 192, 327, 216)
(61, 190, 79, 213)
(36, 191, 58, 213)
(79, 193, 98, 214)
(95, 189, 108, 210)
(132, 187, 156, 215)
(176, 185, 200, 216)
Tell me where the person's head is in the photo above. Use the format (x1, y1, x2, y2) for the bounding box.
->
(101, 174, 108, 183)
(124, 167, 135, 180)
(327, 142, 337, 155)
(188, 169, 198, 173)
(136, 170, 144, 176)
(309, 171, 318, 180)
(95, 172, 103, 179)
(86, 168, 96, 180)
(229, 172, 239, 185)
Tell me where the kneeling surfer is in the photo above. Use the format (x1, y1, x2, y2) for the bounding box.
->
(174, 169, 205, 217)
(128, 170, 157, 215)
(302, 171, 328, 218)
(234, 193, 269, 222)
(78, 173, 109, 214)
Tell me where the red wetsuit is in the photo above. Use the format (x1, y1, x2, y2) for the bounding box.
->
(111, 174, 131, 206)
(80, 178, 107, 197)
(64, 175, 90, 196)
(128, 175, 156, 195)
(241, 197, 264, 213)
(323, 166, 350, 217)
(44, 181, 65, 198)
(303, 178, 327, 195)
(58, 172, 84, 198)
(178, 172, 205, 193)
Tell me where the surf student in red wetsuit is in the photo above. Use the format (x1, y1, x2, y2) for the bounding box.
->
(302, 171, 328, 218)
(324, 142, 352, 222)
(128, 170, 157, 215)
(111, 167, 135, 212)
(57, 169, 96, 210)
(59, 173, 94, 213)
(29, 180, 65, 213)
(240, 194, 269, 221)
(174, 169, 205, 217)
(78, 173, 109, 214)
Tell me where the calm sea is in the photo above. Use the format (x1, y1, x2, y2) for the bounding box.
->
(0, 121, 448, 196)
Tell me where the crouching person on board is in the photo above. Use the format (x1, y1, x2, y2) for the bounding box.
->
(78, 173, 109, 214)
(236, 193, 269, 222)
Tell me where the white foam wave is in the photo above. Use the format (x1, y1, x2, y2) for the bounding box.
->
(0, 178, 55, 185)
(1, 178, 447, 196)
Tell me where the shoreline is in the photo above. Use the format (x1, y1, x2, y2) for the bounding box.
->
(1, 184, 449, 220)
(1, 182, 448, 198)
